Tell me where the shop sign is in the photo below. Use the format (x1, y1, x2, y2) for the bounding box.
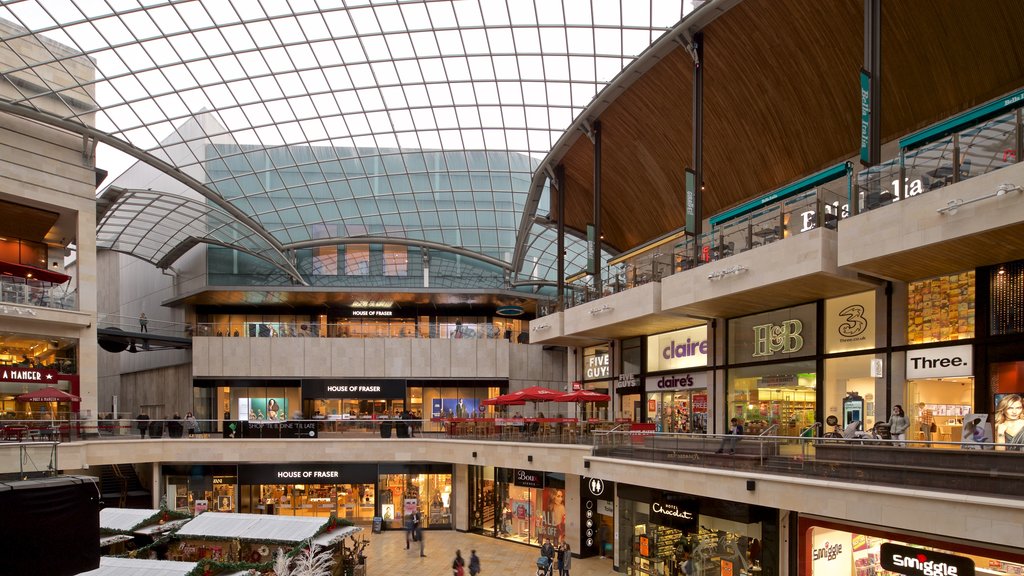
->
(650, 498, 698, 531)
(303, 379, 406, 399)
(905, 345, 972, 379)
(810, 528, 853, 575)
(825, 291, 876, 353)
(645, 371, 707, 392)
(580, 476, 614, 557)
(0, 368, 58, 383)
(585, 352, 610, 380)
(237, 463, 376, 484)
(729, 304, 816, 362)
(880, 543, 974, 576)
(646, 326, 709, 372)
(513, 469, 544, 488)
(212, 477, 237, 485)
(616, 373, 638, 389)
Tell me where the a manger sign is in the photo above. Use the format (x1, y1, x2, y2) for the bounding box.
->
(646, 326, 709, 372)
(880, 543, 974, 576)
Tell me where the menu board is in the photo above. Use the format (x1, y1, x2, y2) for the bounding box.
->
(907, 271, 975, 344)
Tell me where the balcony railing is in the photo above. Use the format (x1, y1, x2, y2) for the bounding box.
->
(0, 275, 77, 311)
(3, 419, 1022, 500)
(96, 314, 529, 343)
(562, 183, 849, 309)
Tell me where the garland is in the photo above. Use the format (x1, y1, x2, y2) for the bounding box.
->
(184, 558, 268, 576)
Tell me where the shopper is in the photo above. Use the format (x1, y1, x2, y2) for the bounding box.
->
(715, 418, 744, 454)
(405, 512, 414, 550)
(185, 412, 199, 437)
(557, 542, 571, 576)
(887, 405, 910, 446)
(415, 510, 425, 557)
(138, 312, 148, 332)
(452, 550, 465, 576)
(167, 413, 184, 438)
(468, 549, 480, 576)
(541, 539, 555, 576)
(136, 412, 150, 438)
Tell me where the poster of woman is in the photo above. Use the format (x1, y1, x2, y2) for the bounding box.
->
(247, 398, 288, 421)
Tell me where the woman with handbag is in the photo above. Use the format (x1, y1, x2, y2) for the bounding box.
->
(452, 549, 465, 576)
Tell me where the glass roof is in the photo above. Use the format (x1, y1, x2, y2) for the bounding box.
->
(0, 0, 689, 285)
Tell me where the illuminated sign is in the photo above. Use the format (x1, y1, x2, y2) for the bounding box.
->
(752, 320, 804, 357)
(646, 326, 709, 372)
(880, 543, 974, 576)
(585, 353, 610, 380)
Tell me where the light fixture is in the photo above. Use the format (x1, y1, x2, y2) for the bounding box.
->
(998, 266, 1006, 275)
(937, 183, 1022, 215)
(707, 265, 748, 280)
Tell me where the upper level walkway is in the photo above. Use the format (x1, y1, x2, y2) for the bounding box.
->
(1, 423, 1021, 551)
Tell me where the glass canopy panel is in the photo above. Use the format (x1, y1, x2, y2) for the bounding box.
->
(0, 0, 688, 284)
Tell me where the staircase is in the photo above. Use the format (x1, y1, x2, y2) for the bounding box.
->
(96, 464, 150, 508)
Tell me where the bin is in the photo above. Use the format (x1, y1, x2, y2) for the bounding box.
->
(380, 421, 392, 438)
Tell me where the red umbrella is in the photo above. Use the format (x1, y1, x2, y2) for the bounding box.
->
(554, 390, 610, 403)
(16, 387, 80, 402)
(481, 396, 525, 406)
(502, 385, 563, 402)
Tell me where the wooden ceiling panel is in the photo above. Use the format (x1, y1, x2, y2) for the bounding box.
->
(553, 0, 1024, 257)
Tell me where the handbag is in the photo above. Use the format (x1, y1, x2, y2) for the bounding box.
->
(930, 422, 937, 433)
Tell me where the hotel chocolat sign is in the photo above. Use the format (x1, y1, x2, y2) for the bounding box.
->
(650, 498, 698, 531)
(880, 543, 974, 576)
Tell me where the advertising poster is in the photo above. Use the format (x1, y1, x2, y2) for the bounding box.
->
(431, 398, 481, 418)
(810, 528, 853, 576)
(239, 398, 288, 421)
(960, 414, 990, 448)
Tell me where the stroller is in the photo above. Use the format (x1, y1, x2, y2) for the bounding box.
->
(536, 555, 552, 576)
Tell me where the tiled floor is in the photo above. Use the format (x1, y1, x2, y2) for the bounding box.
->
(363, 529, 619, 576)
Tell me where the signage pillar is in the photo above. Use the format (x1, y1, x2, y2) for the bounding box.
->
(592, 120, 602, 295)
(691, 32, 704, 265)
(862, 0, 881, 166)
(557, 164, 566, 310)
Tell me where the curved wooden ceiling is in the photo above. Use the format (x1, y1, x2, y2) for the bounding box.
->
(554, 0, 1024, 254)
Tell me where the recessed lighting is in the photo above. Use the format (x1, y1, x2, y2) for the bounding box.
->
(998, 267, 1006, 275)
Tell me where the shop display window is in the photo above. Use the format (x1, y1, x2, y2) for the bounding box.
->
(907, 270, 975, 344)
(647, 391, 708, 433)
(469, 468, 565, 547)
(162, 467, 237, 516)
(906, 377, 975, 444)
(727, 361, 816, 436)
(619, 500, 764, 576)
(379, 472, 452, 530)
(823, 355, 884, 432)
(805, 524, 1024, 576)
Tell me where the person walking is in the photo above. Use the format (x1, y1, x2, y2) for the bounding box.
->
(136, 412, 150, 438)
(887, 405, 910, 446)
(185, 412, 199, 437)
(715, 418, 743, 454)
(139, 312, 148, 332)
(414, 510, 425, 557)
(452, 549, 465, 576)
(540, 539, 556, 576)
(468, 549, 480, 576)
(405, 511, 414, 550)
(558, 543, 571, 576)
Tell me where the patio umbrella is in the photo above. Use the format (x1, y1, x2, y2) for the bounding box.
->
(502, 385, 563, 402)
(16, 387, 80, 402)
(553, 389, 610, 421)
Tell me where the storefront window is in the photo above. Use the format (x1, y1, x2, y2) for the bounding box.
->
(618, 487, 772, 576)
(469, 468, 565, 547)
(162, 466, 237, 515)
(727, 361, 816, 436)
(823, 355, 883, 432)
(907, 270, 975, 344)
(379, 466, 453, 530)
(905, 344, 975, 446)
(243, 483, 374, 520)
(803, 522, 1023, 576)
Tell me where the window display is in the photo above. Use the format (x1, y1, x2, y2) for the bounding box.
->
(907, 270, 975, 344)
(468, 468, 566, 547)
(727, 361, 816, 437)
(379, 471, 452, 530)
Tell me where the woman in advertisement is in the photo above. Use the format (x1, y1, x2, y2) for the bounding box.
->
(994, 393, 1023, 451)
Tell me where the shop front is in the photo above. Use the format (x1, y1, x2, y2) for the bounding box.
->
(236, 463, 378, 523)
(799, 516, 1024, 576)
(163, 465, 240, 515)
(728, 304, 818, 436)
(645, 372, 708, 434)
(617, 484, 777, 576)
(905, 344, 977, 445)
(468, 467, 567, 547)
(378, 463, 453, 531)
(302, 379, 407, 424)
(583, 345, 612, 421)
